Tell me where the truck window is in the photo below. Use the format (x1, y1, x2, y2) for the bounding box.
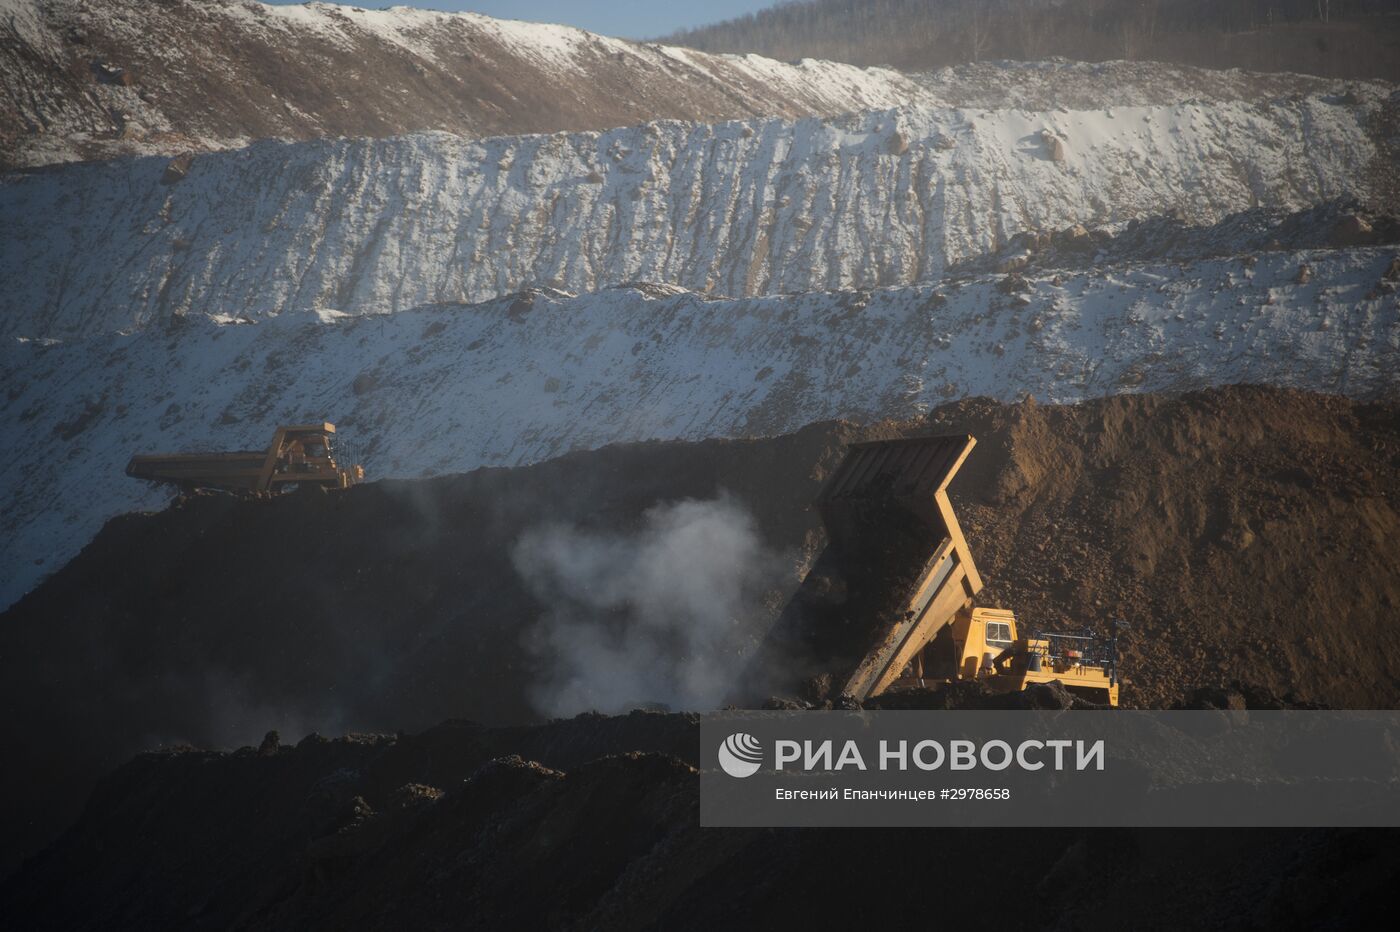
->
(986, 622, 1012, 646)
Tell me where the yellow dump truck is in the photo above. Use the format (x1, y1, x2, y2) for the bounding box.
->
(771, 435, 1120, 706)
(126, 423, 364, 495)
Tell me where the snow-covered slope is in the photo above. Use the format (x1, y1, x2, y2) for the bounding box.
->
(1, 94, 1383, 338)
(2, 0, 952, 169)
(6, 0, 1380, 171)
(4, 247, 1398, 611)
(7, 0, 1386, 172)
(3, 1, 1395, 623)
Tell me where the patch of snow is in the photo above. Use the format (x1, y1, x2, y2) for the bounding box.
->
(1, 96, 1378, 338)
(2, 247, 1396, 610)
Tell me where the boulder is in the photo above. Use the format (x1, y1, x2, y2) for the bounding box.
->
(161, 153, 193, 185)
(1330, 214, 1374, 246)
(996, 272, 1030, 294)
(996, 252, 1031, 274)
(91, 61, 135, 86)
(1056, 224, 1093, 252)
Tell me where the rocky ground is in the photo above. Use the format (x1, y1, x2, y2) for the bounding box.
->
(5, 2, 1398, 925)
(2, 689, 1395, 930)
(2, 384, 1397, 881)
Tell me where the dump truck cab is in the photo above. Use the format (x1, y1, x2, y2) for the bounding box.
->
(266, 424, 357, 490)
(903, 606, 1120, 706)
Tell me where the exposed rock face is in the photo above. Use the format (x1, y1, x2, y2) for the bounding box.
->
(0, 95, 1381, 339)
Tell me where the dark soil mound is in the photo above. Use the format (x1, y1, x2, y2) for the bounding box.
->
(0, 422, 854, 874)
(3, 385, 1398, 874)
(925, 386, 1400, 711)
(3, 708, 1394, 931)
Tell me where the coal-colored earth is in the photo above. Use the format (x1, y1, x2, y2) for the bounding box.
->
(3, 384, 1399, 884)
(0, 420, 852, 873)
(3, 692, 1396, 930)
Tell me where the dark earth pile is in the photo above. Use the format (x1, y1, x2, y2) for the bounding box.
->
(0, 422, 856, 873)
(3, 385, 1398, 877)
(927, 386, 1400, 712)
(3, 703, 1396, 931)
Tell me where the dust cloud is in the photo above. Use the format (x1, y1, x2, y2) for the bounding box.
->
(512, 495, 779, 716)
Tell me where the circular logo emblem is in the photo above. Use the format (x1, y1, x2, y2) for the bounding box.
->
(718, 732, 763, 778)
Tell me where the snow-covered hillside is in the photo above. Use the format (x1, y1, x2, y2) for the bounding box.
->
(2, 0, 950, 169)
(4, 247, 1398, 611)
(4, 0, 1379, 171)
(2, 93, 1383, 338)
(3, 1, 1397, 626)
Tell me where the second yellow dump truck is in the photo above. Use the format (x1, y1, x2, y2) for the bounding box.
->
(126, 422, 364, 495)
(767, 435, 1120, 706)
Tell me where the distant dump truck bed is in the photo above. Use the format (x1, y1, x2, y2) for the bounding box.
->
(126, 423, 364, 494)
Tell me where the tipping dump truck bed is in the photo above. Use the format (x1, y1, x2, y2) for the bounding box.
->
(754, 434, 983, 700)
(818, 435, 984, 699)
(753, 433, 1120, 706)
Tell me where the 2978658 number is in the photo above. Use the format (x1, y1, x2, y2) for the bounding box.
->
(946, 788, 1010, 800)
